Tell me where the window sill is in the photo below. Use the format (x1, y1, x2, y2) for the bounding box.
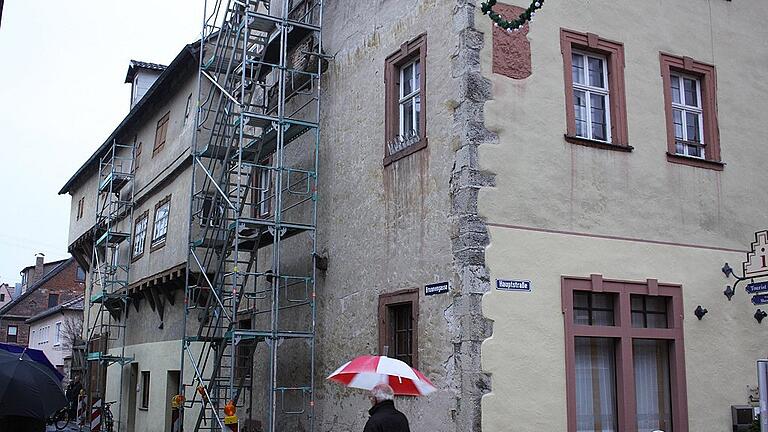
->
(138, 407, 149, 412)
(564, 135, 633, 152)
(666, 152, 724, 171)
(383, 138, 428, 167)
(131, 252, 145, 263)
(149, 240, 166, 253)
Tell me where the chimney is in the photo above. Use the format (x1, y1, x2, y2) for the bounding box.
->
(29, 253, 45, 287)
(125, 60, 166, 109)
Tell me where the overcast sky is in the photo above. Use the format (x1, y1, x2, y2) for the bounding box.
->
(0, 2, 200, 283)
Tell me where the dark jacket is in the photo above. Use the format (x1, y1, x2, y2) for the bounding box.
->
(363, 400, 410, 432)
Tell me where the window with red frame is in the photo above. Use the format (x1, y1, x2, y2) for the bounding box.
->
(560, 29, 629, 150)
(660, 53, 722, 170)
(562, 275, 688, 432)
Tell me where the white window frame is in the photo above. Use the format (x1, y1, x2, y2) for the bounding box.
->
(398, 58, 421, 139)
(133, 214, 148, 257)
(571, 50, 612, 143)
(54, 322, 61, 346)
(152, 200, 171, 246)
(670, 72, 705, 159)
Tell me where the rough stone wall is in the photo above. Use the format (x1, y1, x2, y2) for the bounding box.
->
(448, 2, 496, 431)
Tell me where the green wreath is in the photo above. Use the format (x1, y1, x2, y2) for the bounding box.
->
(481, 0, 545, 32)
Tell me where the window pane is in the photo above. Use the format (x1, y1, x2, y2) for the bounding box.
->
(413, 60, 421, 91)
(590, 94, 607, 141)
(574, 90, 588, 138)
(574, 309, 591, 325)
(572, 53, 585, 85)
(402, 63, 413, 96)
(670, 75, 681, 104)
(634, 340, 673, 432)
(575, 337, 618, 432)
(591, 293, 613, 309)
(672, 110, 684, 140)
(574, 292, 590, 308)
(588, 57, 605, 88)
(414, 95, 421, 136)
(646, 313, 668, 329)
(683, 77, 698, 107)
(401, 99, 415, 137)
(646, 297, 667, 313)
(632, 311, 645, 328)
(685, 112, 701, 143)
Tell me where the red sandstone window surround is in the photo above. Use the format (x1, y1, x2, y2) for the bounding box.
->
(562, 275, 688, 432)
(384, 33, 427, 166)
(378, 289, 419, 367)
(560, 29, 630, 151)
(660, 53, 722, 170)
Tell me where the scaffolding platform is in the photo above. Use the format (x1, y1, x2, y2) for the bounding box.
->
(86, 352, 133, 365)
(98, 171, 132, 193)
(95, 229, 130, 247)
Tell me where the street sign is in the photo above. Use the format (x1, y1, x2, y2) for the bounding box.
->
(425, 282, 449, 296)
(752, 294, 768, 305)
(496, 279, 531, 292)
(747, 282, 768, 294)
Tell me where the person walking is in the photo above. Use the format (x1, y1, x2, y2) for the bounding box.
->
(65, 374, 82, 420)
(363, 383, 410, 432)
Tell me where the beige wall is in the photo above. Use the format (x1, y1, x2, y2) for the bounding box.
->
(476, 0, 768, 430)
(28, 309, 81, 370)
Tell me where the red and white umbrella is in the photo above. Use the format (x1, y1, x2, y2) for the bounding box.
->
(327, 355, 437, 396)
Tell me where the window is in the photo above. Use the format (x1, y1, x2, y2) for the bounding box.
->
(660, 53, 722, 169)
(132, 211, 149, 259)
(0, 293, 4, 302)
(76, 266, 86, 282)
(54, 322, 61, 345)
(31, 330, 36, 345)
(76, 197, 85, 221)
(253, 157, 273, 218)
(378, 289, 418, 367)
(151, 196, 171, 249)
(384, 33, 427, 166)
(201, 194, 224, 227)
(7, 325, 17, 343)
(561, 29, 629, 150)
(562, 275, 687, 432)
(141, 371, 150, 409)
(153, 111, 170, 155)
(48, 293, 59, 308)
(184, 93, 193, 123)
(135, 142, 142, 171)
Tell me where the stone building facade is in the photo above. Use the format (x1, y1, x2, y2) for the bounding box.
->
(60, 1, 768, 431)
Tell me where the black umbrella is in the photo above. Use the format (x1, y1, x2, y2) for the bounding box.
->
(0, 345, 67, 418)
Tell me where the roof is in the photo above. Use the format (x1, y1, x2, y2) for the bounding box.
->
(19, 258, 68, 274)
(26, 295, 84, 323)
(59, 40, 201, 195)
(0, 257, 75, 317)
(124, 59, 168, 83)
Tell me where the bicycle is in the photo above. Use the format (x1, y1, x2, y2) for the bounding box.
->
(101, 400, 117, 432)
(45, 406, 72, 431)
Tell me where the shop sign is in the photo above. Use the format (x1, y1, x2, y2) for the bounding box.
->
(496, 279, 531, 292)
(425, 282, 449, 296)
(744, 231, 768, 279)
(746, 281, 768, 294)
(752, 294, 768, 305)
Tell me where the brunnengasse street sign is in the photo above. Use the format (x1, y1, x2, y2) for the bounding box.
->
(752, 294, 768, 306)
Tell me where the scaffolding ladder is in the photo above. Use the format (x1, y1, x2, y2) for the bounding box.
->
(84, 139, 134, 432)
(182, 0, 324, 431)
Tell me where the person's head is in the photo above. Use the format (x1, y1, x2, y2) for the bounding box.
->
(368, 383, 394, 406)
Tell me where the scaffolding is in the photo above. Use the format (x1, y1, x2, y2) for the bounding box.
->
(182, 0, 324, 431)
(84, 139, 134, 432)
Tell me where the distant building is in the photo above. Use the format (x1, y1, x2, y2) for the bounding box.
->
(0, 255, 85, 346)
(0, 283, 14, 309)
(26, 295, 84, 384)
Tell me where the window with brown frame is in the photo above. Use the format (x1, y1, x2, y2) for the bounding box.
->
(76, 197, 85, 221)
(153, 111, 170, 155)
(384, 34, 427, 166)
(134, 142, 142, 171)
(560, 29, 629, 151)
(47, 293, 59, 308)
(150, 195, 171, 251)
(562, 275, 688, 432)
(660, 53, 722, 170)
(378, 289, 418, 367)
(6, 325, 17, 343)
(141, 371, 150, 409)
(132, 210, 149, 260)
(252, 156, 273, 218)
